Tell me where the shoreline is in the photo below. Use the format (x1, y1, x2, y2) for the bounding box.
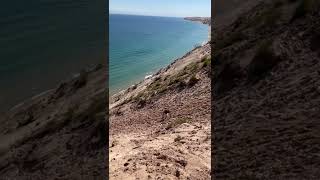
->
(109, 17, 211, 178)
(110, 42, 208, 100)
(1, 16, 211, 115)
(109, 40, 211, 109)
(109, 44, 204, 97)
(1, 63, 104, 115)
(110, 17, 211, 99)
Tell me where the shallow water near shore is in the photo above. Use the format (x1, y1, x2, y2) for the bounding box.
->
(109, 14, 208, 95)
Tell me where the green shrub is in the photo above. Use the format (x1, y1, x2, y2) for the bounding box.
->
(184, 62, 199, 74)
(187, 75, 199, 86)
(201, 56, 209, 62)
(136, 97, 146, 108)
(177, 80, 187, 89)
(202, 57, 211, 67)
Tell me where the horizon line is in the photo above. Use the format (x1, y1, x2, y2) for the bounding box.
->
(109, 12, 210, 18)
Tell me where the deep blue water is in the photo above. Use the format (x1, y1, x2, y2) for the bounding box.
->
(109, 14, 208, 94)
(0, 0, 106, 112)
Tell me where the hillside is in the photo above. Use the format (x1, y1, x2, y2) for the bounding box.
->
(184, 17, 211, 25)
(109, 40, 211, 178)
(0, 16, 212, 179)
(0, 64, 107, 179)
(213, 0, 320, 178)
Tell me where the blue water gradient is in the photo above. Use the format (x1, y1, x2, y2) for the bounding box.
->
(109, 14, 208, 94)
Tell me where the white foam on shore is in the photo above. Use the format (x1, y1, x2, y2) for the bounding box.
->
(144, 75, 153, 79)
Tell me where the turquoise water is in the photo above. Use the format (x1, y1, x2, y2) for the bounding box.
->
(109, 14, 208, 94)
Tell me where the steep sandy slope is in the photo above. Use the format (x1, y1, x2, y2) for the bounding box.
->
(0, 65, 107, 179)
(109, 42, 211, 179)
(213, 0, 320, 179)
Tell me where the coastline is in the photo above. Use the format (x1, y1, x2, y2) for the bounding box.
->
(0, 63, 107, 178)
(1, 64, 104, 115)
(109, 17, 211, 178)
(0, 16, 212, 178)
(1, 16, 210, 115)
(110, 17, 211, 100)
(110, 44, 205, 99)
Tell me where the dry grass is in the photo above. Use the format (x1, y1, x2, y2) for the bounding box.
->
(166, 118, 192, 130)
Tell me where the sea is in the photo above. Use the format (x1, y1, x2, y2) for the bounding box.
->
(109, 14, 208, 95)
(0, 0, 106, 113)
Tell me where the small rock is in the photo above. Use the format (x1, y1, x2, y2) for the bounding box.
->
(176, 159, 187, 167)
(157, 155, 167, 160)
(175, 169, 180, 177)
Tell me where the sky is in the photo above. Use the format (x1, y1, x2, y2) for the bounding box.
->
(109, 0, 211, 17)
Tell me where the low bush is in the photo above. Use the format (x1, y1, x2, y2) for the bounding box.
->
(187, 75, 199, 86)
(74, 70, 88, 89)
(247, 40, 279, 83)
(202, 57, 211, 67)
(174, 135, 183, 142)
(166, 118, 191, 130)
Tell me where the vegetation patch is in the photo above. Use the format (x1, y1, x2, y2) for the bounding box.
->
(174, 135, 183, 142)
(132, 92, 148, 108)
(136, 97, 146, 109)
(168, 62, 200, 89)
(201, 56, 211, 74)
(129, 61, 201, 107)
(214, 62, 242, 96)
(73, 69, 88, 89)
(201, 56, 211, 67)
(187, 75, 199, 87)
(17, 111, 34, 128)
(166, 117, 192, 130)
(248, 6, 282, 31)
(76, 93, 107, 120)
(247, 40, 279, 83)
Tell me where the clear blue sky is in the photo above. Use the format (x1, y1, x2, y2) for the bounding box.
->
(109, 0, 211, 17)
